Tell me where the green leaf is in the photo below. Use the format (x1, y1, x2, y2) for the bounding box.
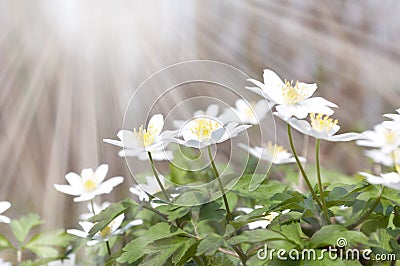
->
(10, 213, 43, 243)
(228, 229, 286, 245)
(360, 215, 390, 235)
(249, 172, 271, 192)
(0, 233, 14, 251)
(24, 230, 72, 258)
(88, 202, 125, 238)
(156, 205, 192, 222)
(199, 202, 225, 222)
(196, 233, 224, 256)
(309, 225, 369, 249)
(117, 223, 188, 264)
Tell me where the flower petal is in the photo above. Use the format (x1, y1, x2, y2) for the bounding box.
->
(95, 164, 109, 183)
(73, 193, 96, 202)
(67, 229, 88, 238)
(95, 176, 124, 195)
(0, 215, 10, 224)
(0, 201, 11, 214)
(54, 184, 82, 196)
(65, 172, 82, 187)
(110, 214, 125, 232)
(288, 118, 312, 136)
(327, 133, 363, 142)
(148, 114, 164, 136)
(205, 104, 219, 117)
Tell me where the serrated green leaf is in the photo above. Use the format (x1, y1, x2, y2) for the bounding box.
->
(88, 202, 125, 237)
(199, 202, 225, 222)
(24, 230, 72, 258)
(0, 233, 14, 251)
(309, 225, 369, 249)
(196, 233, 224, 256)
(117, 223, 187, 264)
(10, 213, 43, 243)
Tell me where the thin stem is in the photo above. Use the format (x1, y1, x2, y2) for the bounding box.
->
(106, 241, 112, 256)
(147, 151, 170, 201)
(287, 124, 323, 209)
(207, 146, 232, 222)
(316, 139, 331, 225)
(90, 199, 96, 215)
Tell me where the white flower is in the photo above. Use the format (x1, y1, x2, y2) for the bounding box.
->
(67, 214, 143, 246)
(363, 149, 400, 167)
(247, 69, 337, 119)
(0, 201, 11, 224)
(356, 124, 400, 153)
(360, 172, 400, 191)
(287, 113, 362, 142)
(0, 259, 12, 266)
(54, 164, 124, 202)
(236, 206, 289, 229)
(172, 117, 251, 149)
(48, 253, 76, 266)
(222, 99, 272, 125)
(118, 145, 173, 161)
(382, 108, 400, 131)
(238, 142, 305, 164)
(173, 104, 223, 128)
(103, 114, 176, 160)
(80, 202, 111, 220)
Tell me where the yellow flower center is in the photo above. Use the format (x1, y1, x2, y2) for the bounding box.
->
(281, 80, 306, 104)
(244, 102, 256, 119)
(384, 130, 397, 145)
(189, 118, 220, 141)
(100, 226, 111, 238)
(310, 113, 338, 132)
(134, 125, 158, 147)
(83, 180, 97, 192)
(265, 141, 286, 155)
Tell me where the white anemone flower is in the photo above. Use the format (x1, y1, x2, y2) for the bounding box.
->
(247, 69, 337, 119)
(287, 113, 362, 142)
(48, 253, 76, 266)
(363, 149, 400, 167)
(356, 124, 400, 153)
(238, 142, 305, 164)
(360, 172, 400, 191)
(236, 206, 289, 229)
(54, 164, 124, 202)
(103, 114, 176, 160)
(173, 104, 223, 128)
(172, 117, 251, 149)
(222, 99, 272, 125)
(80, 201, 111, 220)
(382, 108, 400, 131)
(0, 259, 12, 266)
(0, 201, 11, 223)
(67, 214, 143, 246)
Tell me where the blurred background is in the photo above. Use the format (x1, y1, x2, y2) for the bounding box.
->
(0, 0, 400, 230)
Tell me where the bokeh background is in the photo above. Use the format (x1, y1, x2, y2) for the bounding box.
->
(1, 0, 400, 230)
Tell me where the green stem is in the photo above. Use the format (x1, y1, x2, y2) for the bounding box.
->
(207, 146, 232, 222)
(287, 124, 323, 209)
(346, 197, 381, 229)
(90, 199, 96, 215)
(147, 151, 170, 201)
(106, 241, 112, 256)
(316, 139, 331, 225)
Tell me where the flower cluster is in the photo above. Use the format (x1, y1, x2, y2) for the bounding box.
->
(358, 108, 400, 190)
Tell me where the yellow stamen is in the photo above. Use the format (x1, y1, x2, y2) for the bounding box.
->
(83, 180, 97, 192)
(189, 118, 220, 141)
(265, 141, 286, 155)
(281, 80, 306, 104)
(310, 113, 338, 132)
(133, 124, 158, 147)
(100, 226, 111, 238)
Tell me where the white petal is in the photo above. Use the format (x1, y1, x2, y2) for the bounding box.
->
(211, 127, 226, 142)
(288, 119, 312, 136)
(87, 240, 101, 246)
(303, 97, 338, 108)
(110, 214, 125, 232)
(236, 207, 254, 214)
(382, 121, 400, 130)
(0, 215, 10, 224)
(67, 229, 88, 238)
(298, 82, 317, 99)
(95, 164, 109, 183)
(327, 133, 363, 142)
(116, 130, 140, 149)
(54, 184, 82, 196)
(81, 168, 94, 180)
(205, 104, 220, 117)
(95, 176, 124, 195)
(118, 148, 145, 158)
(148, 114, 164, 136)
(73, 193, 96, 202)
(245, 86, 271, 101)
(359, 172, 383, 185)
(0, 201, 11, 214)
